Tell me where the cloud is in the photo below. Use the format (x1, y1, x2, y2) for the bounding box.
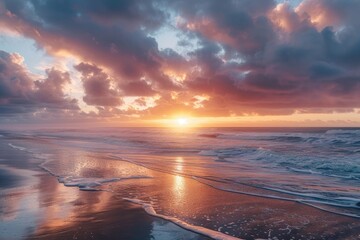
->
(34, 68, 78, 108)
(0, 50, 78, 120)
(1, 0, 360, 120)
(74, 62, 122, 106)
(0, 0, 178, 91)
(0, 51, 33, 109)
(174, 0, 276, 55)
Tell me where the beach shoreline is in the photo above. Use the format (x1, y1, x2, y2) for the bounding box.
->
(0, 137, 210, 240)
(1, 129, 360, 240)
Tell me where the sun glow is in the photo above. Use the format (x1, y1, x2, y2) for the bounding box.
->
(176, 118, 189, 126)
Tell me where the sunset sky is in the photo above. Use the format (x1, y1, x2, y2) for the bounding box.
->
(1, 0, 360, 127)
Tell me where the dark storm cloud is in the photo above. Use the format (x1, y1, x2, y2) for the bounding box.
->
(1, 0, 360, 118)
(181, 0, 360, 114)
(172, 0, 276, 55)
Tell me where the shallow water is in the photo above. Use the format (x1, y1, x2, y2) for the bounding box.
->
(1, 127, 360, 239)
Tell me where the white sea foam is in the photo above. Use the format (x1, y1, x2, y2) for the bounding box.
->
(287, 167, 321, 175)
(198, 133, 221, 138)
(124, 198, 242, 240)
(58, 176, 121, 191)
(301, 202, 360, 219)
(198, 150, 218, 156)
(8, 143, 27, 151)
(192, 177, 360, 219)
(58, 175, 152, 191)
(38, 159, 57, 177)
(325, 129, 360, 135)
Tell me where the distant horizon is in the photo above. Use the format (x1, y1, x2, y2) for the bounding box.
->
(2, 123, 360, 130)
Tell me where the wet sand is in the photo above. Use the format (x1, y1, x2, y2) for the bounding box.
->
(1, 134, 360, 240)
(0, 140, 209, 240)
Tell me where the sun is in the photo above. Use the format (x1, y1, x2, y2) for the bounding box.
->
(176, 118, 189, 126)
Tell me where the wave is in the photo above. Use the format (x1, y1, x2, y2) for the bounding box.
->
(198, 150, 217, 156)
(214, 130, 360, 147)
(325, 129, 360, 135)
(37, 157, 153, 191)
(8, 143, 27, 151)
(57, 175, 151, 191)
(35, 151, 241, 238)
(192, 177, 360, 219)
(124, 198, 241, 240)
(198, 144, 360, 180)
(198, 133, 222, 138)
(58, 176, 121, 191)
(199, 147, 264, 158)
(7, 129, 360, 236)
(287, 167, 321, 175)
(262, 186, 360, 209)
(109, 153, 360, 219)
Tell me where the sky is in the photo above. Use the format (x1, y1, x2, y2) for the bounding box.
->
(1, 0, 360, 127)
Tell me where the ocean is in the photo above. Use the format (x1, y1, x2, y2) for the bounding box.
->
(1, 127, 360, 239)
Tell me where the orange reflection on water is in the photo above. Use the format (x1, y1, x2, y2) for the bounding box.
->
(31, 151, 123, 236)
(174, 175, 185, 194)
(175, 156, 184, 173)
(172, 157, 185, 202)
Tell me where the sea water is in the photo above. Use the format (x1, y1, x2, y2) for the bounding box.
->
(2, 127, 360, 238)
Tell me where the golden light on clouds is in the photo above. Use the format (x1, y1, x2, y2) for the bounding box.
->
(164, 69, 187, 83)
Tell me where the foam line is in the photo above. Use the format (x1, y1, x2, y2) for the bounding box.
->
(57, 175, 152, 191)
(8, 143, 27, 151)
(110, 155, 360, 218)
(192, 177, 360, 219)
(124, 198, 242, 240)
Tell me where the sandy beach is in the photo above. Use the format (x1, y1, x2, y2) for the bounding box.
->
(1, 129, 360, 240)
(0, 138, 210, 240)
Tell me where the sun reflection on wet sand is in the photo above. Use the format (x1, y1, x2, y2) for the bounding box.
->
(173, 175, 185, 201)
(175, 156, 184, 173)
(172, 157, 186, 204)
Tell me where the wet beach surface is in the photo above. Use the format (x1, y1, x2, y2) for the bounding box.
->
(0, 129, 360, 240)
(0, 138, 209, 240)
